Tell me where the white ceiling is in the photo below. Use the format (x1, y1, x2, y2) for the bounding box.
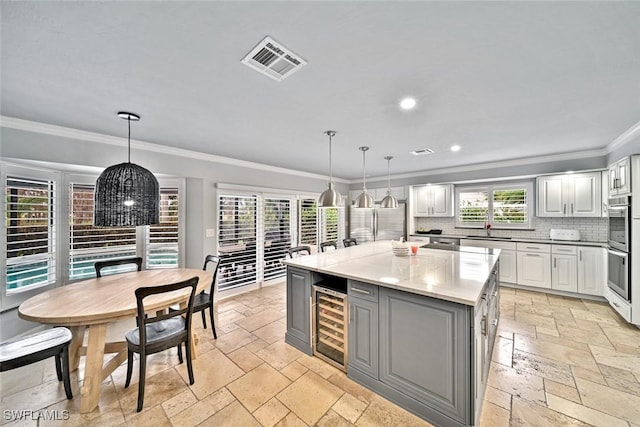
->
(2, 1, 640, 180)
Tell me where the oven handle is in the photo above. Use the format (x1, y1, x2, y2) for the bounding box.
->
(607, 248, 628, 261)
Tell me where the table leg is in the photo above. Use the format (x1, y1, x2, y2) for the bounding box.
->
(68, 326, 86, 372)
(179, 301, 199, 359)
(80, 323, 107, 413)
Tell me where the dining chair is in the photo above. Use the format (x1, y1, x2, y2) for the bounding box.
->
(170, 255, 220, 339)
(288, 245, 312, 258)
(95, 257, 143, 277)
(343, 238, 358, 247)
(0, 327, 73, 400)
(320, 241, 338, 252)
(124, 276, 199, 412)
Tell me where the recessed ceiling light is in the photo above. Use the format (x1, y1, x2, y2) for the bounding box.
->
(450, 145, 461, 152)
(400, 97, 416, 110)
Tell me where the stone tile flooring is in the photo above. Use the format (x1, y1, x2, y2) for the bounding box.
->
(2, 283, 640, 426)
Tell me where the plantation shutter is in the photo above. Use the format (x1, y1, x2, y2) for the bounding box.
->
(263, 198, 291, 280)
(492, 187, 528, 225)
(217, 194, 257, 290)
(69, 183, 136, 280)
(458, 190, 489, 225)
(299, 198, 318, 246)
(5, 176, 57, 293)
(146, 187, 180, 268)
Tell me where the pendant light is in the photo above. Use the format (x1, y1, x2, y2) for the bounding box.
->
(318, 130, 341, 207)
(380, 156, 399, 208)
(94, 112, 160, 226)
(354, 146, 374, 208)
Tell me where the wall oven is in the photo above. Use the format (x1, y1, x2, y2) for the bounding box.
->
(608, 197, 630, 252)
(607, 196, 631, 301)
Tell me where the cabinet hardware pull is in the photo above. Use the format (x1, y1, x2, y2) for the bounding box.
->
(571, 203, 574, 215)
(492, 319, 498, 327)
(554, 258, 557, 268)
(563, 204, 566, 215)
(579, 250, 582, 261)
(613, 302, 620, 308)
(526, 254, 541, 257)
(481, 315, 487, 336)
(351, 288, 371, 295)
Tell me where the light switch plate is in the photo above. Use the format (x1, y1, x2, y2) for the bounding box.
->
(205, 228, 216, 238)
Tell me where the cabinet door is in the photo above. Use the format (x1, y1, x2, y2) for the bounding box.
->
(285, 267, 312, 354)
(608, 164, 619, 195)
(571, 173, 601, 217)
(379, 288, 471, 424)
(517, 252, 551, 288)
(499, 250, 517, 284)
(348, 297, 379, 379)
(413, 186, 430, 216)
(430, 184, 453, 216)
(537, 175, 566, 217)
(616, 157, 631, 195)
(578, 247, 605, 296)
(552, 254, 578, 292)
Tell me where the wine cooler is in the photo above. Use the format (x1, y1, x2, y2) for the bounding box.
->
(312, 285, 348, 371)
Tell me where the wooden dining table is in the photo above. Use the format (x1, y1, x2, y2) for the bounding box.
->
(18, 268, 212, 414)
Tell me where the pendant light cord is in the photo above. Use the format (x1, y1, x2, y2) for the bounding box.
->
(362, 149, 367, 191)
(328, 133, 333, 184)
(127, 117, 131, 163)
(387, 158, 391, 191)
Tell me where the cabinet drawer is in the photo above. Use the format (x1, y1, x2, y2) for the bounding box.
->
(606, 288, 631, 322)
(348, 280, 378, 302)
(552, 245, 577, 255)
(408, 236, 430, 243)
(516, 242, 551, 253)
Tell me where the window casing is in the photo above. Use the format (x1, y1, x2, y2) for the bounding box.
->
(455, 181, 533, 229)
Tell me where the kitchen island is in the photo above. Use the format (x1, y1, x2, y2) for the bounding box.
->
(282, 241, 500, 427)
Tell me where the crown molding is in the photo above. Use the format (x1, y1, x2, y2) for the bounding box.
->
(0, 116, 350, 183)
(607, 119, 640, 153)
(361, 148, 608, 184)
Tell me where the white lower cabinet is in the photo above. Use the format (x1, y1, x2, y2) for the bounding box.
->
(551, 245, 577, 292)
(516, 243, 551, 289)
(577, 247, 606, 296)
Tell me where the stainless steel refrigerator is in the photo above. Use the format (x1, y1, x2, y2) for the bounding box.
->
(349, 203, 406, 243)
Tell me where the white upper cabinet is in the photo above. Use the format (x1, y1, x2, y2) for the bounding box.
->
(412, 184, 454, 217)
(536, 172, 601, 217)
(608, 157, 631, 196)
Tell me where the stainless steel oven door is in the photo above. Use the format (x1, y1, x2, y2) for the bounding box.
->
(608, 204, 630, 252)
(607, 248, 630, 301)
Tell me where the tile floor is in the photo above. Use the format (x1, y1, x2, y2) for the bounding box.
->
(2, 283, 640, 426)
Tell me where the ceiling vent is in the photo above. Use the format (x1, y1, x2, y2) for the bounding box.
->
(241, 36, 307, 82)
(410, 148, 435, 156)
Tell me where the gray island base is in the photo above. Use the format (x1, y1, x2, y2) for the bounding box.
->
(282, 241, 500, 427)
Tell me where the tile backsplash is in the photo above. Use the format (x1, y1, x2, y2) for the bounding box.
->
(414, 216, 608, 242)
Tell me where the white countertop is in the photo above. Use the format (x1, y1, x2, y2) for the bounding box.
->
(409, 234, 607, 247)
(282, 240, 500, 307)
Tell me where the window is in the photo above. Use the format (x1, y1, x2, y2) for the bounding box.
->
(218, 194, 258, 290)
(263, 198, 291, 281)
(320, 207, 345, 244)
(69, 183, 136, 280)
(146, 187, 180, 269)
(69, 182, 181, 280)
(5, 175, 57, 294)
(456, 182, 533, 229)
(299, 198, 317, 247)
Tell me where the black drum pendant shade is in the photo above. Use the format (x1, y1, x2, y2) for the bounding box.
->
(94, 112, 159, 226)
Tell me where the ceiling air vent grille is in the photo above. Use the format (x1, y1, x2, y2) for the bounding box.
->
(242, 36, 307, 82)
(410, 148, 435, 156)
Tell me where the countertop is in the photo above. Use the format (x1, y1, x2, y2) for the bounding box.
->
(409, 233, 607, 247)
(282, 240, 499, 307)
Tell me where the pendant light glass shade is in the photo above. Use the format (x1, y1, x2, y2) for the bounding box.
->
(318, 130, 341, 208)
(355, 146, 374, 208)
(380, 156, 399, 208)
(94, 112, 160, 226)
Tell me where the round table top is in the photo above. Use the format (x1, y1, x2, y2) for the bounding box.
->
(18, 268, 212, 326)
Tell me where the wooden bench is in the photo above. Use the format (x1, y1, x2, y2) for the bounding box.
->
(0, 327, 73, 399)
